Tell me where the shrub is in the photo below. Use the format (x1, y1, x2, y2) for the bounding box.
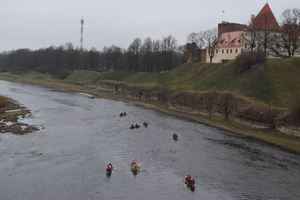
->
(235, 51, 266, 73)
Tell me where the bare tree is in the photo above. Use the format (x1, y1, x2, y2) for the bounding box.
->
(254, 12, 275, 53)
(0, 36, 184, 74)
(128, 38, 142, 71)
(152, 40, 161, 72)
(141, 37, 153, 71)
(204, 28, 218, 63)
(270, 8, 300, 58)
(177, 45, 186, 63)
(262, 15, 273, 53)
(187, 32, 198, 44)
(245, 21, 258, 51)
(162, 35, 177, 71)
(187, 31, 205, 50)
(161, 37, 168, 71)
(197, 31, 206, 50)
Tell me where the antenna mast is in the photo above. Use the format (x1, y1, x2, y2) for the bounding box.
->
(80, 18, 84, 50)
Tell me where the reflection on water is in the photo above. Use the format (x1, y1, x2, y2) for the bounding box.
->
(0, 80, 299, 200)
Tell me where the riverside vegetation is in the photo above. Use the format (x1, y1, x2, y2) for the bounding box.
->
(0, 57, 299, 153)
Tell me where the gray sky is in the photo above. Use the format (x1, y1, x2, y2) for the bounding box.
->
(1, 0, 299, 51)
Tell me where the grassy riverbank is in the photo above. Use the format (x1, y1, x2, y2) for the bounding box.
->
(0, 70, 300, 154)
(77, 58, 300, 109)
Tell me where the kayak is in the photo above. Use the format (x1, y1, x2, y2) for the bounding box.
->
(172, 134, 178, 141)
(185, 179, 195, 191)
(106, 167, 113, 176)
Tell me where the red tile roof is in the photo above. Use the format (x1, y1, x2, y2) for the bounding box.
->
(252, 3, 280, 31)
(217, 31, 244, 47)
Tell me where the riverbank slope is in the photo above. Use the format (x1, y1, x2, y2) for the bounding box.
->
(0, 58, 300, 153)
(68, 58, 300, 136)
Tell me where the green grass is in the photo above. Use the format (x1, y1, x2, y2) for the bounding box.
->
(64, 57, 300, 109)
(22, 71, 55, 81)
(1, 64, 300, 153)
(266, 58, 300, 107)
(95, 71, 165, 88)
(65, 70, 101, 84)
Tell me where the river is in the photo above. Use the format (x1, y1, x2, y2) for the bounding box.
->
(0, 80, 299, 200)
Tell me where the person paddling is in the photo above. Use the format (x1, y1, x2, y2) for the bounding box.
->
(107, 163, 113, 170)
(106, 163, 114, 176)
(143, 122, 148, 128)
(172, 133, 178, 141)
(185, 174, 196, 191)
(131, 160, 140, 175)
(131, 160, 137, 167)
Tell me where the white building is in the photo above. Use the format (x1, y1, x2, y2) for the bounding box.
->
(207, 31, 246, 63)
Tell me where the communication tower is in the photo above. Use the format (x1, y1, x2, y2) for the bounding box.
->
(80, 18, 84, 50)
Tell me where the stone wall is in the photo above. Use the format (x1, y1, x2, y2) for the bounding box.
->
(186, 43, 201, 63)
(93, 81, 300, 137)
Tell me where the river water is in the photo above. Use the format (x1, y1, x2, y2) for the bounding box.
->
(0, 80, 299, 200)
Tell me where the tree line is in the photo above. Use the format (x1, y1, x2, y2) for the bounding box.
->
(186, 28, 218, 63)
(0, 35, 184, 78)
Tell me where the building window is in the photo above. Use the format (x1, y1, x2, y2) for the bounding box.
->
(230, 49, 232, 53)
(236, 49, 238, 53)
(227, 49, 229, 54)
(241, 49, 243, 53)
(222, 49, 224, 54)
(245, 44, 247, 48)
(216, 49, 218, 54)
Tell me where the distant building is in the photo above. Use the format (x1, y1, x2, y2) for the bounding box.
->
(250, 3, 280, 32)
(185, 43, 201, 63)
(209, 30, 245, 63)
(218, 22, 248, 36)
(195, 3, 300, 63)
(245, 3, 281, 54)
(210, 3, 282, 63)
(186, 3, 299, 64)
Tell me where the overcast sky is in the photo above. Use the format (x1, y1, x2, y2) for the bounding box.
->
(1, 0, 299, 51)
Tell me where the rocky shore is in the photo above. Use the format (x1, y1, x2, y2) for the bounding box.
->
(0, 96, 37, 135)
